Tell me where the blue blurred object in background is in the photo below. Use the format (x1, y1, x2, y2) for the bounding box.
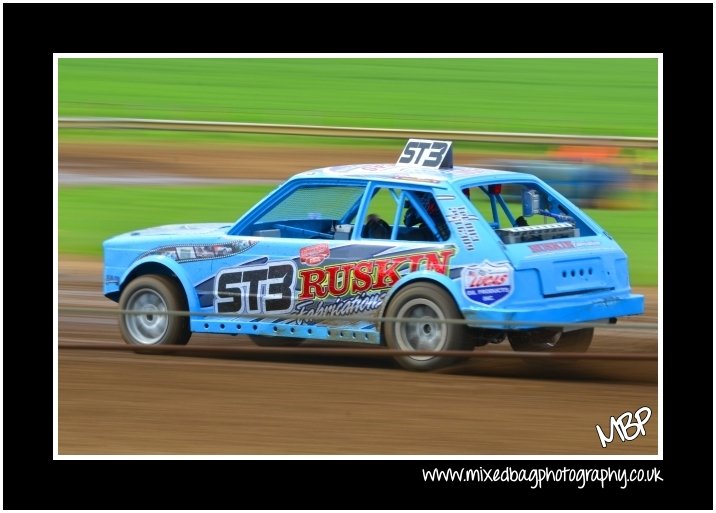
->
(478, 159, 629, 208)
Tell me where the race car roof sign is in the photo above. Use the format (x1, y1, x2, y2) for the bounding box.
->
(397, 139, 454, 169)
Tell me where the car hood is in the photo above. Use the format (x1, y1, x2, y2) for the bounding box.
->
(104, 223, 233, 250)
(126, 223, 232, 237)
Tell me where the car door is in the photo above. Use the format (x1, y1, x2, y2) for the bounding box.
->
(193, 181, 370, 321)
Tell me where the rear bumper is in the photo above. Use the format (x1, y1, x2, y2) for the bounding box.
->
(462, 293, 644, 330)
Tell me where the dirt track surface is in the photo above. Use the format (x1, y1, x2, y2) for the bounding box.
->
(58, 259, 658, 456)
(60, 143, 409, 180)
(61, 142, 651, 183)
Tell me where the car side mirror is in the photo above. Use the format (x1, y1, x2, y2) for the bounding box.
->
(522, 189, 540, 217)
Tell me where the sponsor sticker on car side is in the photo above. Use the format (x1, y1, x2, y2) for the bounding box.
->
(300, 243, 330, 265)
(461, 260, 514, 306)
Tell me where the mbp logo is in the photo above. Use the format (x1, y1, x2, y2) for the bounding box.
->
(595, 406, 652, 448)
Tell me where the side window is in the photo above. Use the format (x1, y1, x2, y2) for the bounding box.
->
(241, 185, 365, 239)
(360, 187, 395, 239)
(401, 190, 450, 241)
(359, 187, 450, 242)
(466, 184, 527, 229)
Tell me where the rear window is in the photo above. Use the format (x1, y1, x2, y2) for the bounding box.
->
(464, 182, 596, 243)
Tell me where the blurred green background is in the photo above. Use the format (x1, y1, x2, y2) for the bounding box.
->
(58, 58, 658, 285)
(59, 58, 657, 136)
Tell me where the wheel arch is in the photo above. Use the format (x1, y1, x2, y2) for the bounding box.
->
(117, 257, 199, 311)
(377, 272, 462, 344)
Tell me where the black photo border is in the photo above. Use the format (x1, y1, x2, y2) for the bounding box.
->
(3, 2, 712, 510)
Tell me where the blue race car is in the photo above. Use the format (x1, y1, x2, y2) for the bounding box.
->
(103, 139, 644, 370)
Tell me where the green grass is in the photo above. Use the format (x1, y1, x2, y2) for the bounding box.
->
(58, 185, 275, 256)
(59, 185, 657, 286)
(583, 205, 658, 287)
(59, 58, 657, 139)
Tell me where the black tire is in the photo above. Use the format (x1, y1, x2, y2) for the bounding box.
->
(508, 327, 593, 353)
(119, 275, 191, 347)
(248, 335, 304, 347)
(467, 327, 506, 347)
(383, 282, 470, 371)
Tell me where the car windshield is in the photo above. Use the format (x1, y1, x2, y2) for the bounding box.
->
(236, 184, 365, 238)
(257, 185, 364, 222)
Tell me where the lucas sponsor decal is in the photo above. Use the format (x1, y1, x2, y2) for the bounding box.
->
(461, 260, 514, 306)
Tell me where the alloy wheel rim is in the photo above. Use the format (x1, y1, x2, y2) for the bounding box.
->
(394, 298, 447, 361)
(124, 288, 169, 344)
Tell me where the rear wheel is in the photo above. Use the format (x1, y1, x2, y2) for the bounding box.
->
(508, 327, 593, 352)
(119, 275, 191, 347)
(383, 283, 470, 371)
(248, 335, 304, 347)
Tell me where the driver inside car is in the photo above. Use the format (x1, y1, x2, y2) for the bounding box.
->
(403, 192, 450, 241)
(361, 213, 391, 239)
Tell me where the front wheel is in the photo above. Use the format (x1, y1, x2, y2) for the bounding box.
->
(119, 275, 191, 347)
(508, 327, 593, 352)
(383, 283, 470, 371)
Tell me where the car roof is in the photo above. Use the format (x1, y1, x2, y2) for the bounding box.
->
(292, 163, 537, 188)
